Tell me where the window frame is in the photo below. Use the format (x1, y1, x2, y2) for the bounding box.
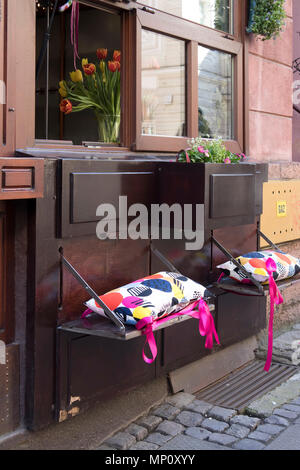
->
(133, 2, 244, 153)
(32, 0, 245, 155)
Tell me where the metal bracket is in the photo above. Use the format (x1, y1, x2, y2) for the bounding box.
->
(258, 229, 281, 252)
(59, 249, 126, 334)
(211, 236, 264, 294)
(150, 244, 180, 274)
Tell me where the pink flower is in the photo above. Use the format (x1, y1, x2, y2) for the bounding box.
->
(224, 157, 231, 164)
(198, 146, 209, 157)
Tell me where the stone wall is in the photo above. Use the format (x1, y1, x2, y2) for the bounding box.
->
(247, 0, 293, 162)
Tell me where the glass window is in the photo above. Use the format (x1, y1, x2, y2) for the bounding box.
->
(141, 30, 186, 137)
(198, 45, 233, 140)
(35, 3, 121, 145)
(140, 0, 233, 34)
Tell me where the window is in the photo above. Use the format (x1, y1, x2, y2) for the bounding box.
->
(141, 30, 186, 137)
(134, 1, 243, 152)
(34, 0, 244, 153)
(140, 0, 234, 34)
(35, 1, 122, 145)
(198, 46, 233, 140)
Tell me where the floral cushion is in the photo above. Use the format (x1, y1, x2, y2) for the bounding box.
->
(217, 250, 300, 285)
(85, 271, 211, 325)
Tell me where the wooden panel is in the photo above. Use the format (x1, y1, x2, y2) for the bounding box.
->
(216, 293, 266, 348)
(210, 173, 255, 219)
(260, 180, 300, 246)
(68, 334, 156, 404)
(158, 318, 212, 375)
(0, 158, 44, 199)
(0, 200, 14, 344)
(70, 171, 154, 224)
(61, 160, 156, 238)
(15, 0, 35, 149)
(0, 0, 16, 156)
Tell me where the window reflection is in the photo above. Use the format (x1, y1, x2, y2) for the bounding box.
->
(198, 45, 233, 140)
(141, 30, 186, 137)
(141, 0, 233, 34)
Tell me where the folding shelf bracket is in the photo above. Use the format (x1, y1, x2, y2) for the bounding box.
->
(150, 243, 180, 274)
(211, 235, 264, 294)
(257, 229, 281, 252)
(59, 248, 126, 334)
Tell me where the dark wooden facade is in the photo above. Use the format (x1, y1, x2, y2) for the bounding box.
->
(0, 0, 270, 435)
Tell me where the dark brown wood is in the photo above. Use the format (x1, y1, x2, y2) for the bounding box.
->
(25, 160, 59, 430)
(216, 292, 266, 348)
(0, 158, 44, 199)
(0, 0, 16, 156)
(60, 159, 156, 238)
(0, 200, 14, 344)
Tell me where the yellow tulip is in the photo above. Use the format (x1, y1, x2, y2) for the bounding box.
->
(59, 87, 67, 97)
(59, 80, 66, 89)
(70, 69, 83, 82)
(99, 60, 105, 73)
(82, 58, 88, 68)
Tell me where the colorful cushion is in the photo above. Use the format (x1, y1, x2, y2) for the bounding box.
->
(85, 271, 211, 325)
(217, 250, 300, 284)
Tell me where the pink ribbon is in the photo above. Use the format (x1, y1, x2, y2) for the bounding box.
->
(136, 299, 220, 364)
(71, 1, 80, 70)
(264, 258, 283, 372)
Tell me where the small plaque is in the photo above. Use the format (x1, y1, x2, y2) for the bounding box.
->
(277, 201, 287, 217)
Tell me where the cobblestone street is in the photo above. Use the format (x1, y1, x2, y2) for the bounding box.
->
(99, 389, 300, 451)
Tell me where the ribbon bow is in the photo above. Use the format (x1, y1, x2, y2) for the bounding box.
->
(264, 258, 283, 372)
(136, 298, 220, 364)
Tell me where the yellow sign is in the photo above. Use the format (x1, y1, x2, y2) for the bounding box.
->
(260, 180, 300, 246)
(277, 201, 287, 217)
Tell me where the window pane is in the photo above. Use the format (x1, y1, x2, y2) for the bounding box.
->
(141, 30, 186, 137)
(35, 5, 121, 144)
(198, 45, 233, 140)
(140, 0, 233, 34)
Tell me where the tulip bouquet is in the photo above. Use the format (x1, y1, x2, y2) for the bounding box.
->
(177, 137, 246, 164)
(59, 48, 121, 143)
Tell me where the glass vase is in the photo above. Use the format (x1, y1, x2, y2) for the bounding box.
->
(95, 113, 120, 144)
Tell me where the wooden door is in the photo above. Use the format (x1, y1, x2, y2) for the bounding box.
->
(0, 0, 16, 156)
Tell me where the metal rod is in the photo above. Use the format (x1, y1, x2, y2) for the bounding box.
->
(211, 236, 264, 294)
(45, 5, 50, 140)
(60, 251, 125, 333)
(257, 229, 281, 252)
(150, 244, 180, 274)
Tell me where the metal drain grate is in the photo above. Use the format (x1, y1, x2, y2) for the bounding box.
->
(196, 360, 298, 412)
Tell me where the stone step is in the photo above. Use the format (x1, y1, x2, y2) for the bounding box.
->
(256, 326, 300, 366)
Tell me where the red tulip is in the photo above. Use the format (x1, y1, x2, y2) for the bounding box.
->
(83, 63, 96, 75)
(108, 60, 119, 73)
(60, 99, 72, 115)
(97, 48, 108, 60)
(113, 50, 121, 63)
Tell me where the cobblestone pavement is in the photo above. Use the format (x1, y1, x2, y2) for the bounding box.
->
(98, 391, 300, 451)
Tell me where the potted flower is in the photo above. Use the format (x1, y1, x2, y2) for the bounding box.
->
(247, 0, 286, 41)
(177, 137, 246, 164)
(59, 48, 121, 143)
